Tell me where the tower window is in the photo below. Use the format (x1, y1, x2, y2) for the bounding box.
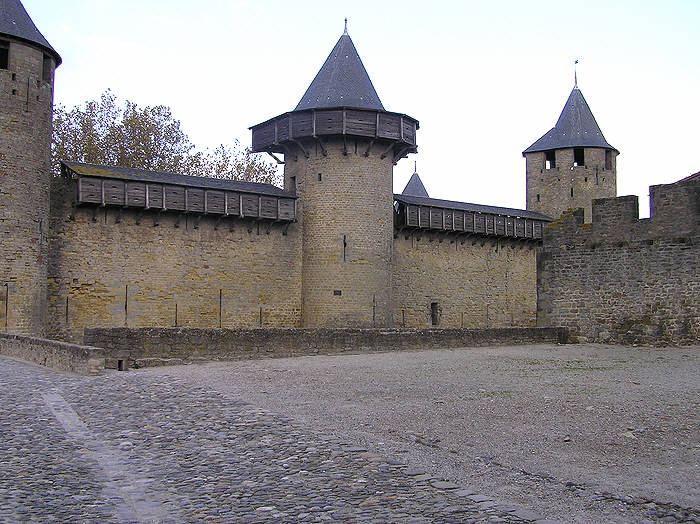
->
(545, 150, 556, 169)
(318, 173, 322, 182)
(605, 150, 613, 170)
(537, 193, 541, 203)
(573, 148, 585, 167)
(0, 40, 9, 70)
(571, 187, 574, 198)
(289, 176, 296, 194)
(42, 55, 52, 83)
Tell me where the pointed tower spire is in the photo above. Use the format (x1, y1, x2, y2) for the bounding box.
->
(574, 59, 579, 89)
(0, 0, 61, 64)
(294, 29, 384, 111)
(402, 164, 429, 198)
(523, 87, 616, 154)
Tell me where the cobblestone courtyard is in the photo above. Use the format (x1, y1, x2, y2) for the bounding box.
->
(1, 344, 699, 523)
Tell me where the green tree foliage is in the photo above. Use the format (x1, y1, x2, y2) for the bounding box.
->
(51, 91, 280, 186)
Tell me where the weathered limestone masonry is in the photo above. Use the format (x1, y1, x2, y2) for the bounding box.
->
(284, 139, 394, 327)
(525, 147, 616, 223)
(0, 332, 105, 375)
(537, 175, 700, 345)
(524, 87, 618, 223)
(393, 236, 537, 328)
(47, 178, 302, 343)
(0, 37, 56, 335)
(84, 326, 568, 367)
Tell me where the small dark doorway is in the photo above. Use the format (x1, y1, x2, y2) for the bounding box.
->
(430, 302, 440, 327)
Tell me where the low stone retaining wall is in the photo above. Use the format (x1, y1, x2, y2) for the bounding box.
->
(0, 333, 107, 376)
(84, 327, 569, 368)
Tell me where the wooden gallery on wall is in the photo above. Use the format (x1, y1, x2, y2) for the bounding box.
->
(393, 194, 551, 241)
(61, 161, 297, 230)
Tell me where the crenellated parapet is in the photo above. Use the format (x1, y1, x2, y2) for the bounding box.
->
(537, 173, 699, 346)
(545, 173, 699, 245)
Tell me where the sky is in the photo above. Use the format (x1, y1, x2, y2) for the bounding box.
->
(24, 0, 700, 216)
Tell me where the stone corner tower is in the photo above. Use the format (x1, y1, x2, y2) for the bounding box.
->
(523, 85, 618, 222)
(250, 25, 419, 327)
(0, 0, 61, 335)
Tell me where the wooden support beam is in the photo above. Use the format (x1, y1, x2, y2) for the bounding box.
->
(291, 139, 309, 159)
(364, 139, 375, 157)
(379, 142, 394, 160)
(265, 151, 285, 165)
(280, 144, 297, 162)
(314, 137, 327, 157)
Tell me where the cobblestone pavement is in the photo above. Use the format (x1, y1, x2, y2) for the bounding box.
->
(151, 344, 700, 524)
(0, 356, 554, 523)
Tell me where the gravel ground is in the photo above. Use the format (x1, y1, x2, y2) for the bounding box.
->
(1, 355, 551, 523)
(150, 343, 700, 523)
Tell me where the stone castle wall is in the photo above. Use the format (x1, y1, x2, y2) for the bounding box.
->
(284, 138, 394, 327)
(47, 177, 303, 343)
(526, 147, 616, 222)
(393, 233, 538, 328)
(0, 332, 105, 376)
(0, 40, 55, 336)
(84, 326, 568, 367)
(537, 175, 700, 345)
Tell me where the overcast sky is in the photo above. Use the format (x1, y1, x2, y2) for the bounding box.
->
(27, 0, 700, 216)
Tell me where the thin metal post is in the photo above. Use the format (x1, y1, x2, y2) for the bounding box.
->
(4, 283, 8, 329)
(372, 294, 376, 327)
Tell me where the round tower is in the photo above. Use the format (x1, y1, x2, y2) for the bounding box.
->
(251, 26, 418, 327)
(0, 0, 61, 335)
(523, 86, 618, 222)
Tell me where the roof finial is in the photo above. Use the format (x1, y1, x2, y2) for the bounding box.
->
(574, 59, 579, 89)
(414, 161, 417, 174)
(344, 17, 348, 35)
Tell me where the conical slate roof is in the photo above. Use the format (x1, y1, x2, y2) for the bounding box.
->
(295, 29, 384, 111)
(523, 87, 616, 154)
(402, 170, 429, 198)
(0, 0, 60, 64)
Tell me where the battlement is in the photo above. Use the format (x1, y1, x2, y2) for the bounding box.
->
(547, 173, 699, 244)
(538, 172, 700, 346)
